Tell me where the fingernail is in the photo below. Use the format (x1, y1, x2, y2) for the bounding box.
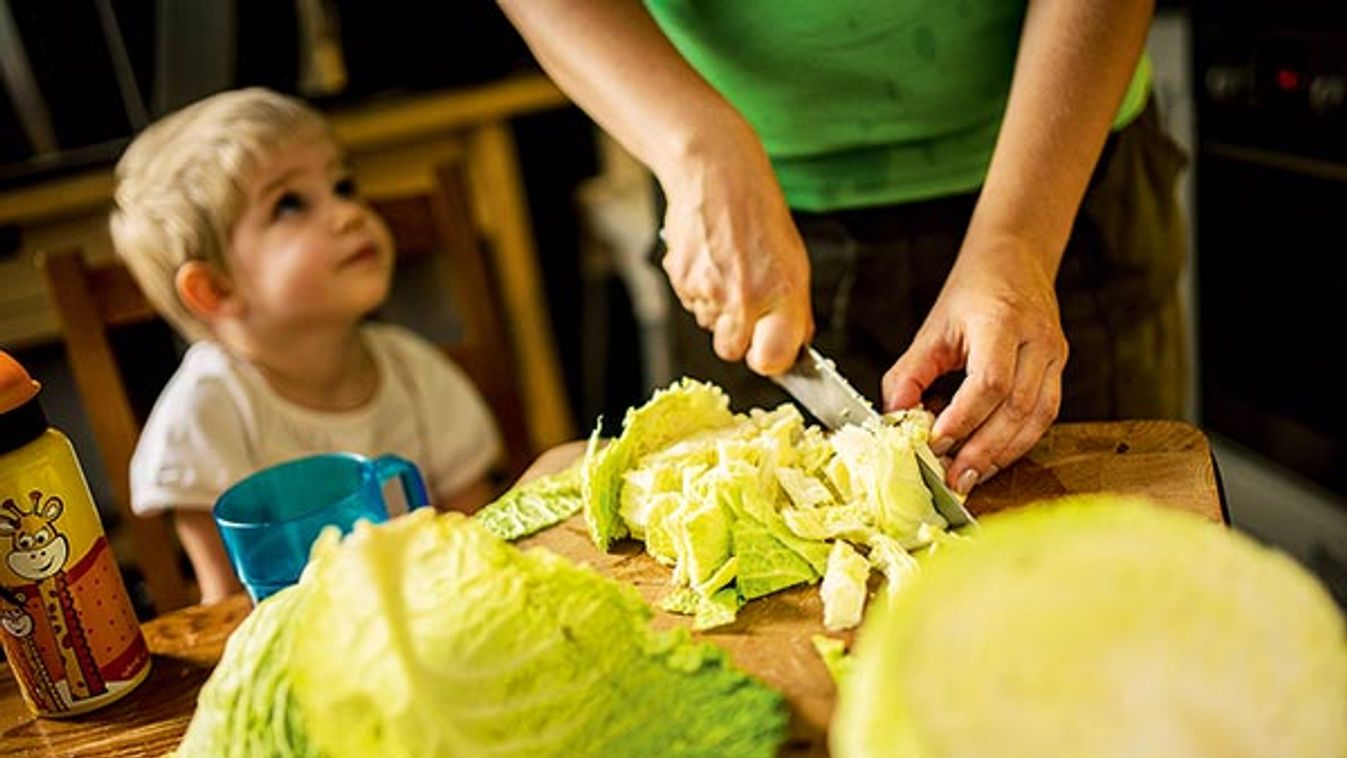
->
(955, 468, 979, 495)
(979, 465, 999, 485)
(931, 436, 953, 456)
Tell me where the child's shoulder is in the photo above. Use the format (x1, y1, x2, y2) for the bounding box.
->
(177, 338, 235, 372)
(154, 340, 253, 410)
(136, 340, 257, 456)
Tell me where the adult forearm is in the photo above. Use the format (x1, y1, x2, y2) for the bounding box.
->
(965, 0, 1154, 276)
(496, 0, 755, 185)
(500, 0, 813, 375)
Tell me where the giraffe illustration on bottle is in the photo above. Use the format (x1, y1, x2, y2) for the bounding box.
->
(0, 491, 105, 710)
(1, 591, 62, 713)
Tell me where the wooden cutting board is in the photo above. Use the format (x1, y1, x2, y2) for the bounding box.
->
(517, 420, 1224, 757)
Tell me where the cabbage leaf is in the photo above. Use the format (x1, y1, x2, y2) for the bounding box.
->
(476, 465, 582, 542)
(584, 379, 736, 550)
(176, 511, 787, 758)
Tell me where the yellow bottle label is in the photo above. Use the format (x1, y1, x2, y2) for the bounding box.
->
(0, 430, 150, 717)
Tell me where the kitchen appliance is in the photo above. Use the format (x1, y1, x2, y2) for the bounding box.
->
(1194, 1, 1347, 500)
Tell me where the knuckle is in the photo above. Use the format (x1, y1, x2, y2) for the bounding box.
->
(958, 444, 995, 472)
(991, 444, 1024, 471)
(663, 252, 692, 282)
(1044, 380, 1063, 412)
(1051, 333, 1070, 361)
(1004, 390, 1036, 421)
(976, 371, 1012, 397)
(1033, 403, 1057, 429)
(716, 320, 748, 355)
(1035, 395, 1061, 427)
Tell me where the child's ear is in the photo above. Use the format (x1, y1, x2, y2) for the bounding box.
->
(175, 262, 237, 321)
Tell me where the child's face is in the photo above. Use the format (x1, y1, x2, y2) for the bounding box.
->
(224, 135, 394, 333)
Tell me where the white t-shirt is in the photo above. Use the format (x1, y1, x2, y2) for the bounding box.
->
(129, 322, 501, 514)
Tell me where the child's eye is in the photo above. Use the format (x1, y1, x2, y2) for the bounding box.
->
(334, 177, 358, 199)
(272, 191, 306, 219)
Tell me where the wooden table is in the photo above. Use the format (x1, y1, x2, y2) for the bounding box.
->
(0, 596, 251, 757)
(0, 421, 1223, 757)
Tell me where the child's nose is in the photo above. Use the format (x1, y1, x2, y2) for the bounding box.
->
(332, 199, 365, 232)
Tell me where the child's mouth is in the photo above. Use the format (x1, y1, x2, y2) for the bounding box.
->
(340, 243, 381, 268)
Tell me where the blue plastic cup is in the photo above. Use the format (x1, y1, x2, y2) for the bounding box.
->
(213, 453, 430, 602)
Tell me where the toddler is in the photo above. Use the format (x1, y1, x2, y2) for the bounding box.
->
(111, 88, 501, 603)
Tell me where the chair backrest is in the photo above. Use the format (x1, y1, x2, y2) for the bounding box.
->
(37, 160, 535, 613)
(371, 162, 533, 479)
(37, 251, 193, 613)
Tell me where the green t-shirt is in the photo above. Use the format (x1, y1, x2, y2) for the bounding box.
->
(646, 0, 1151, 211)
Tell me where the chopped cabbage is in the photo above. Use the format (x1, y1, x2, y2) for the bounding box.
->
(583, 378, 948, 629)
(584, 378, 736, 550)
(864, 533, 921, 601)
(820, 540, 870, 631)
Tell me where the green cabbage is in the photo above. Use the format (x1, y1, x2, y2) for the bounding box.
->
(175, 510, 787, 757)
(810, 634, 853, 687)
(819, 540, 870, 631)
(584, 378, 737, 550)
(475, 465, 583, 541)
(582, 378, 949, 630)
(832, 496, 1347, 758)
(173, 583, 319, 758)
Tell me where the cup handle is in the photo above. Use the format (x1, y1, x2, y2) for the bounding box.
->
(373, 454, 431, 512)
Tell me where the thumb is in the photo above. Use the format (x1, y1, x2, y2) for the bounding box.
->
(745, 307, 811, 376)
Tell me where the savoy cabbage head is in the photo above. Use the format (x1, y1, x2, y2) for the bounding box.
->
(174, 510, 787, 758)
(832, 496, 1347, 758)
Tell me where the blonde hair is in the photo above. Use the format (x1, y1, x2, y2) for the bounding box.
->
(110, 87, 333, 341)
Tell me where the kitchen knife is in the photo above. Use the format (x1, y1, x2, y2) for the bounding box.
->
(771, 346, 977, 528)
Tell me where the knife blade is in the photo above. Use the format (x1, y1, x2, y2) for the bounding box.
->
(771, 346, 976, 528)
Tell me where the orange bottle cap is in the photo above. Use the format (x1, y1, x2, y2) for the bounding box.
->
(0, 350, 42, 413)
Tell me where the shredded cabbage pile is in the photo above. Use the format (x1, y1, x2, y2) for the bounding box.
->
(583, 378, 958, 630)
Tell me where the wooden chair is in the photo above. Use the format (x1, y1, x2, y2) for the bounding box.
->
(37, 254, 192, 613)
(38, 160, 536, 614)
(375, 161, 533, 479)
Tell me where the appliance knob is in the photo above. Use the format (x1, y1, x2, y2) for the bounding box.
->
(1205, 65, 1254, 103)
(1309, 75, 1345, 114)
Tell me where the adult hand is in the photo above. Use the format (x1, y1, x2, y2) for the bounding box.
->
(882, 234, 1068, 494)
(496, 0, 812, 375)
(658, 127, 813, 376)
